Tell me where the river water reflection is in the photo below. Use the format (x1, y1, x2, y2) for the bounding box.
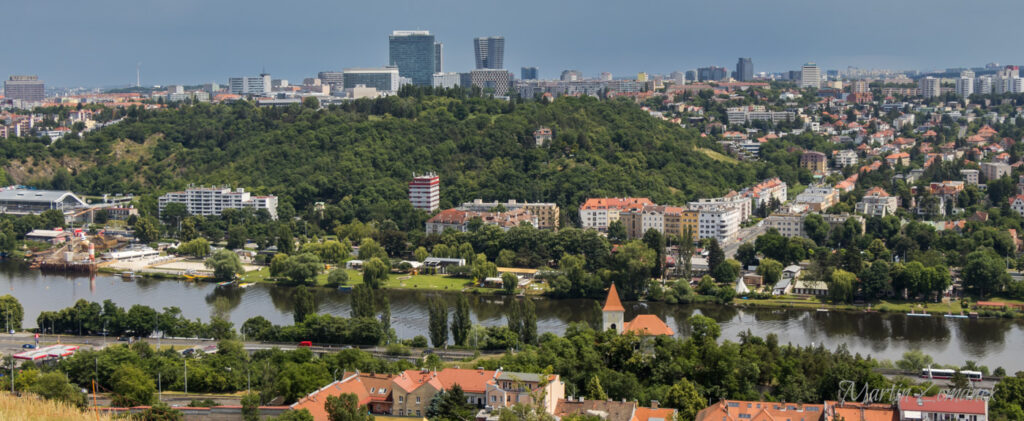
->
(2, 261, 1021, 370)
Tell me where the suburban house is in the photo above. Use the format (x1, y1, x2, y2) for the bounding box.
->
(792, 279, 829, 296)
(555, 397, 676, 421)
(695, 400, 825, 421)
(855, 187, 899, 217)
(896, 395, 987, 421)
(291, 369, 566, 420)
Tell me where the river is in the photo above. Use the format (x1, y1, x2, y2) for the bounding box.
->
(2, 261, 1021, 371)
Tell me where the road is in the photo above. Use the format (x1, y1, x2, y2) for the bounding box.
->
(0, 332, 493, 362)
(724, 222, 766, 259)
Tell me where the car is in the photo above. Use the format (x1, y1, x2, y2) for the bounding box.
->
(298, 341, 313, 347)
(181, 348, 195, 356)
(117, 336, 129, 342)
(21, 344, 35, 349)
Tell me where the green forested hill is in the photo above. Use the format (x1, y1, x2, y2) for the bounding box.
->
(4, 93, 765, 227)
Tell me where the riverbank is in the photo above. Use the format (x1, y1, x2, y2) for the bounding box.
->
(240, 267, 549, 296)
(733, 295, 1024, 319)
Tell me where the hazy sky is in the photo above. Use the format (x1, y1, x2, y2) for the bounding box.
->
(3, 0, 1022, 87)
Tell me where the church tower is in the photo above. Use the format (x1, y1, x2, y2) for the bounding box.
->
(602, 283, 625, 334)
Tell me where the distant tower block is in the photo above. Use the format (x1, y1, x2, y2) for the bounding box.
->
(409, 172, 440, 212)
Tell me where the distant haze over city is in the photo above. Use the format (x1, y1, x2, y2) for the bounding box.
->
(1, 0, 1022, 87)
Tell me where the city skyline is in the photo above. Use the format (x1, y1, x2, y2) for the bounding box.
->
(1, 0, 1023, 88)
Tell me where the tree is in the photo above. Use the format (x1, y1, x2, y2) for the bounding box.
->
(950, 371, 971, 390)
(40, 209, 66, 229)
(283, 253, 324, 285)
(303, 96, 320, 109)
(962, 249, 1009, 297)
(585, 375, 608, 400)
(350, 284, 375, 319)
(688, 314, 720, 345)
(327, 269, 349, 286)
(0, 295, 24, 331)
(134, 216, 162, 243)
(177, 237, 210, 257)
(829, 269, 856, 303)
(357, 238, 388, 261)
(991, 374, 1024, 420)
(611, 240, 656, 299)
(662, 379, 704, 421)
(428, 297, 448, 348)
(162, 202, 189, 225)
(136, 402, 184, 421)
(451, 295, 471, 346)
(607, 220, 627, 243)
(735, 242, 757, 268)
(502, 272, 517, 295)
(413, 246, 429, 263)
(472, 254, 498, 282)
(324, 393, 374, 421)
(362, 257, 389, 289)
(896, 350, 934, 371)
(507, 299, 537, 346)
(642, 229, 666, 279)
(242, 392, 261, 421)
(712, 259, 741, 283)
(426, 384, 474, 421)
(757, 258, 783, 287)
(803, 213, 830, 245)
(227, 226, 248, 250)
(205, 249, 244, 281)
(293, 286, 317, 323)
(496, 249, 516, 267)
(28, 371, 87, 408)
(706, 238, 724, 272)
(275, 409, 315, 421)
(110, 365, 156, 406)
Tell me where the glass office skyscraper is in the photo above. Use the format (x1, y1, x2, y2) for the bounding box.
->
(389, 30, 436, 86)
(474, 36, 505, 69)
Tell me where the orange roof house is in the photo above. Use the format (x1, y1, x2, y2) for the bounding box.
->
(602, 284, 673, 336)
(695, 400, 825, 421)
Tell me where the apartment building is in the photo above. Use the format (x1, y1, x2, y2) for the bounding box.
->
(794, 187, 839, 212)
(961, 169, 979, 185)
(425, 208, 537, 234)
(409, 173, 440, 212)
(458, 199, 560, 230)
(833, 150, 859, 168)
(980, 161, 1011, 181)
(579, 197, 654, 231)
(688, 193, 752, 223)
(741, 178, 788, 208)
(763, 212, 805, 238)
(664, 208, 699, 242)
(698, 207, 741, 243)
(855, 186, 898, 217)
(158, 186, 278, 220)
(800, 151, 827, 173)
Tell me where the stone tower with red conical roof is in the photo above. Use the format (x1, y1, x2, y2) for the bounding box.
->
(602, 283, 625, 333)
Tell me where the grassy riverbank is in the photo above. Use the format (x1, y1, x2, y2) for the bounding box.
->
(730, 295, 1017, 317)
(241, 267, 548, 295)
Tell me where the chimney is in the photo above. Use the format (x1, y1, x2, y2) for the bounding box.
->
(650, 400, 659, 409)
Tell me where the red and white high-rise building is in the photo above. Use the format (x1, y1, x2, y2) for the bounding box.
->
(409, 173, 440, 212)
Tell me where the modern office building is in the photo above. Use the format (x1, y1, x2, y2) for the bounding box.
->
(473, 36, 505, 69)
(158, 186, 278, 220)
(735, 58, 753, 82)
(975, 76, 993, 95)
(432, 72, 461, 89)
(521, 67, 539, 80)
(800, 63, 821, 89)
(697, 66, 728, 81)
(389, 30, 437, 86)
(685, 70, 697, 82)
(0, 188, 86, 215)
(317, 71, 345, 92)
(434, 42, 444, 73)
(560, 70, 583, 81)
(4, 75, 45, 102)
(409, 173, 440, 212)
(228, 74, 271, 95)
(342, 67, 402, 93)
(851, 80, 869, 94)
(467, 69, 512, 96)
(918, 76, 941, 98)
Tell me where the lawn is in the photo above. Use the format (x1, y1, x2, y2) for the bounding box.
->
(242, 267, 499, 293)
(736, 295, 967, 315)
(697, 147, 739, 164)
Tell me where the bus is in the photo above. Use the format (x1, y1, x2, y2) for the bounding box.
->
(920, 368, 982, 382)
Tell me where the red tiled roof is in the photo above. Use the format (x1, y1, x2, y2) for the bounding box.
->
(897, 395, 986, 415)
(623, 315, 674, 336)
(603, 284, 625, 312)
(581, 197, 655, 211)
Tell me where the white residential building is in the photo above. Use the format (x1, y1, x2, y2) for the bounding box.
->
(689, 194, 751, 222)
(228, 74, 271, 95)
(833, 150, 859, 168)
(956, 76, 974, 98)
(698, 207, 741, 244)
(975, 76, 993, 95)
(981, 161, 1012, 182)
(1011, 195, 1024, 217)
(158, 186, 278, 220)
(741, 178, 788, 209)
(432, 72, 461, 89)
(855, 187, 898, 217)
(578, 197, 654, 231)
(918, 76, 941, 99)
(961, 169, 979, 185)
(763, 212, 805, 238)
(800, 63, 821, 89)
